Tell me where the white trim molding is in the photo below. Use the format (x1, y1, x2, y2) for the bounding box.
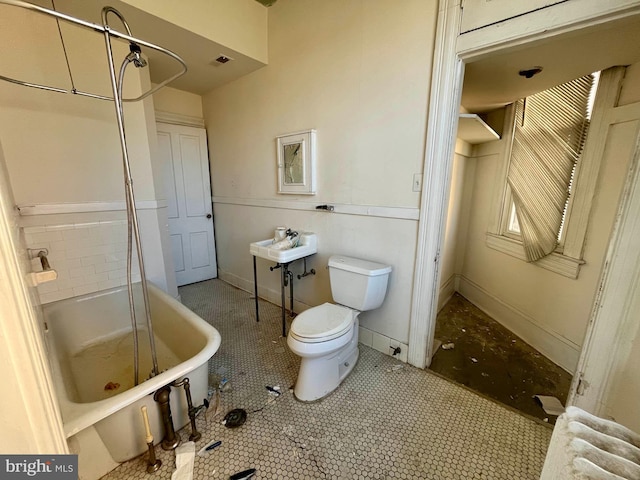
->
(458, 275, 580, 373)
(457, 0, 640, 58)
(568, 117, 640, 413)
(17, 200, 168, 216)
(562, 67, 626, 259)
(438, 273, 457, 312)
(408, 0, 464, 369)
(155, 111, 205, 128)
(0, 163, 68, 453)
(486, 233, 584, 279)
(212, 196, 420, 221)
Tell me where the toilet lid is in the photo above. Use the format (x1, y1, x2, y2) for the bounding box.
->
(290, 303, 354, 342)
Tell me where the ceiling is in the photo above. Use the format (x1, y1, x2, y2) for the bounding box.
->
(15, 1, 640, 104)
(31, 0, 267, 95)
(461, 13, 640, 113)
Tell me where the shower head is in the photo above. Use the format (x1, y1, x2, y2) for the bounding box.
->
(127, 43, 147, 68)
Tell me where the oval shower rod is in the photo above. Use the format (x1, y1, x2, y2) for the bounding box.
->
(0, 0, 187, 102)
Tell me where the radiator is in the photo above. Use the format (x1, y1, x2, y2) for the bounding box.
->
(540, 406, 640, 479)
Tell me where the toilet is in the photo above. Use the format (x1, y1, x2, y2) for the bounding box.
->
(287, 255, 392, 401)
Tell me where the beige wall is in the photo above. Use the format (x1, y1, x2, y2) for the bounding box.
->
(153, 85, 204, 119)
(0, 7, 177, 296)
(203, 0, 437, 344)
(439, 140, 474, 310)
(0, 13, 155, 204)
(447, 63, 640, 373)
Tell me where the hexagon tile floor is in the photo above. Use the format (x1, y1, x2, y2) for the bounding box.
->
(101, 279, 552, 480)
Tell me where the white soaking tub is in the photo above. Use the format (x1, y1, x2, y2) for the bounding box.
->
(43, 282, 221, 463)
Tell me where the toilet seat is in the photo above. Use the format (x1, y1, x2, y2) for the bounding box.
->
(290, 303, 355, 343)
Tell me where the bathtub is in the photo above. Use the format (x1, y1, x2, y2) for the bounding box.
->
(43, 282, 221, 463)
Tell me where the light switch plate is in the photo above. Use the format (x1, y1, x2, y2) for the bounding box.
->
(412, 173, 422, 192)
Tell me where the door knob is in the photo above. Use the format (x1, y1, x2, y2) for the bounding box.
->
(206, 214, 212, 219)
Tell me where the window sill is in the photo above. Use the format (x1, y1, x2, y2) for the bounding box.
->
(486, 233, 584, 279)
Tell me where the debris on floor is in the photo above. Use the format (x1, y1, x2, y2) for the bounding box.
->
(223, 408, 248, 428)
(197, 439, 222, 457)
(266, 385, 282, 396)
(172, 441, 195, 480)
(219, 377, 232, 392)
(470, 357, 478, 363)
(229, 468, 256, 480)
(205, 388, 223, 422)
(107, 279, 553, 480)
(441, 342, 455, 350)
(431, 293, 572, 423)
(534, 395, 566, 416)
(386, 364, 403, 372)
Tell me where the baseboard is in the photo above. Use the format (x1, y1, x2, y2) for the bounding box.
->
(438, 274, 457, 312)
(218, 269, 313, 315)
(457, 275, 580, 374)
(358, 326, 408, 363)
(220, 269, 409, 363)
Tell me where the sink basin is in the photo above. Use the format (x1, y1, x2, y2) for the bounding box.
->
(250, 232, 317, 263)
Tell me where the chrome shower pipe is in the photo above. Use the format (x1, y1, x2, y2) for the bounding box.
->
(103, 15, 160, 380)
(0, 0, 187, 102)
(0, 0, 188, 384)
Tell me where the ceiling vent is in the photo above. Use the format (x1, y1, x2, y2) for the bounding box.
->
(211, 55, 234, 67)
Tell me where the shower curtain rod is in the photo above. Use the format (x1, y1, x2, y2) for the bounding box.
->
(0, 0, 187, 102)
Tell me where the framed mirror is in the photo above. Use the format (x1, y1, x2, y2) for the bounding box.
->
(276, 129, 316, 195)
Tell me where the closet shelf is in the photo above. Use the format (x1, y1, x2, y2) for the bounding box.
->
(458, 113, 500, 144)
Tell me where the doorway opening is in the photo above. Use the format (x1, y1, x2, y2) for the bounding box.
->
(424, 16, 640, 423)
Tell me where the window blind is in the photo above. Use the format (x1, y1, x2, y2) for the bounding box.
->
(507, 74, 594, 262)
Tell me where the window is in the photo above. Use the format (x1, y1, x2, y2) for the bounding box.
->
(486, 68, 622, 279)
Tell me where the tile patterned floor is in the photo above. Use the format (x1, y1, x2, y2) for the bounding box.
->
(101, 279, 552, 480)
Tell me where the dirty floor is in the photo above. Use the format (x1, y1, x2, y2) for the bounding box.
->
(102, 280, 552, 480)
(431, 293, 573, 425)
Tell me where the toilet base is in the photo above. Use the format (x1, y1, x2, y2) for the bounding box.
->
(293, 332, 359, 402)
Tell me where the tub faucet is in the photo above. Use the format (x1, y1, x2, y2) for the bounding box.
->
(171, 377, 202, 442)
(153, 386, 180, 450)
(27, 248, 58, 286)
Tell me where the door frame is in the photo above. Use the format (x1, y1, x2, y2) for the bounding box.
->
(566, 124, 640, 412)
(407, 0, 640, 408)
(0, 158, 67, 452)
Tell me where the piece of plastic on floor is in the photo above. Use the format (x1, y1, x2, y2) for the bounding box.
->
(534, 395, 565, 415)
(172, 441, 195, 480)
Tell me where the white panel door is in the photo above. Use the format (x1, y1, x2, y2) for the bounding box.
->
(157, 123, 217, 286)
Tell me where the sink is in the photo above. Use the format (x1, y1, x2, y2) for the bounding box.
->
(250, 232, 317, 263)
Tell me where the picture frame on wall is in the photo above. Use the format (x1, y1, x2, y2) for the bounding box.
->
(276, 129, 316, 195)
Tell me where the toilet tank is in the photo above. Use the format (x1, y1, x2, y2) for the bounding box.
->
(328, 255, 392, 311)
